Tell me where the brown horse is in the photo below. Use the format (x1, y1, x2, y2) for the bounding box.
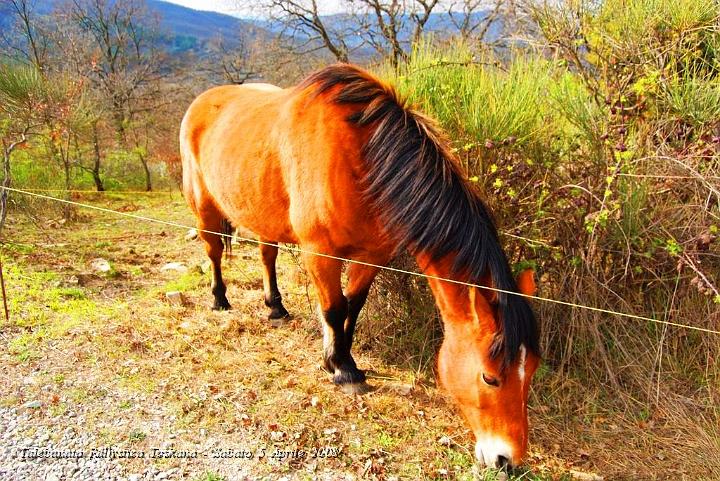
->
(180, 64, 540, 468)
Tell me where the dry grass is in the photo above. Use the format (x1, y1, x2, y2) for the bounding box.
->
(1, 194, 718, 480)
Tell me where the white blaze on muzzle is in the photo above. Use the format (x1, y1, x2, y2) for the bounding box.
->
(475, 435, 515, 468)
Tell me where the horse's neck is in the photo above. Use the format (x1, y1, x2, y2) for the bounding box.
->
(415, 252, 471, 324)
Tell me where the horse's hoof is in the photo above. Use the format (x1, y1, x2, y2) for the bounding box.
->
(268, 306, 290, 321)
(333, 366, 366, 385)
(212, 300, 232, 311)
(338, 382, 373, 395)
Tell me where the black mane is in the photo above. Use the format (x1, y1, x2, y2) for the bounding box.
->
(300, 64, 539, 365)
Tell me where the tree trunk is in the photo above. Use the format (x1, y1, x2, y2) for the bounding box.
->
(92, 123, 105, 191)
(139, 152, 152, 191)
(0, 133, 27, 233)
(0, 146, 11, 233)
(112, 100, 127, 145)
(63, 156, 72, 220)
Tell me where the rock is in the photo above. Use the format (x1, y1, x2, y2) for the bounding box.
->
(437, 435, 452, 447)
(22, 400, 42, 409)
(165, 291, 186, 306)
(393, 383, 413, 395)
(200, 260, 212, 274)
(160, 262, 188, 274)
(89, 258, 111, 273)
(185, 228, 198, 241)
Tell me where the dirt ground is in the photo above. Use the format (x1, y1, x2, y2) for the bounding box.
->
(1, 193, 718, 481)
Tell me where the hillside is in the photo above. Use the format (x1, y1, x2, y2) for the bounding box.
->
(0, 0, 260, 54)
(1, 2, 500, 57)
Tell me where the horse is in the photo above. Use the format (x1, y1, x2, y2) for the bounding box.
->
(180, 64, 540, 468)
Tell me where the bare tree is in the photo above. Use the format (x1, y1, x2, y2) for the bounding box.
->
(55, 0, 165, 190)
(205, 35, 259, 85)
(264, 0, 442, 65)
(448, 0, 507, 41)
(265, 0, 351, 62)
(60, 0, 163, 143)
(0, 0, 51, 71)
(351, 0, 441, 65)
(410, 0, 439, 44)
(353, 0, 406, 65)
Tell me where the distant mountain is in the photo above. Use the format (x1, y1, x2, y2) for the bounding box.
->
(252, 10, 502, 54)
(1, 1, 502, 58)
(0, 0, 260, 54)
(146, 0, 261, 53)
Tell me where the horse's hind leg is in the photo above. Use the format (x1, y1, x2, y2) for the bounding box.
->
(259, 241, 289, 320)
(343, 263, 380, 352)
(196, 205, 231, 311)
(303, 253, 366, 389)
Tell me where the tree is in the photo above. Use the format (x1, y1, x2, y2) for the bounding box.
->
(448, 0, 508, 42)
(0, 0, 51, 71)
(265, 0, 352, 62)
(205, 34, 259, 85)
(1, 1, 90, 214)
(62, 0, 162, 140)
(351, 0, 439, 66)
(0, 65, 39, 230)
(56, 0, 166, 190)
(263, 0, 531, 64)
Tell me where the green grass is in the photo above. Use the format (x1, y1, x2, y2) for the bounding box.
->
(194, 472, 226, 481)
(3, 171, 717, 479)
(382, 40, 559, 163)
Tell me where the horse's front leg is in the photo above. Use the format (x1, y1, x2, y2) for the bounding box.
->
(302, 253, 367, 390)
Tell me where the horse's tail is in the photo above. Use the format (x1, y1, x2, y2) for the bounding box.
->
(221, 218, 233, 258)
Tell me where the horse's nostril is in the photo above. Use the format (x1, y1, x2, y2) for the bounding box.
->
(497, 455, 510, 467)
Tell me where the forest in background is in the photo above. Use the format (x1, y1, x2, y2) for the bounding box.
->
(1, 0, 719, 477)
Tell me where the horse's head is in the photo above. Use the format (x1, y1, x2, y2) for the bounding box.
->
(436, 269, 540, 468)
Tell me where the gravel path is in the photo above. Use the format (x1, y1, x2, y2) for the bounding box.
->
(1, 406, 129, 481)
(0, 406, 360, 481)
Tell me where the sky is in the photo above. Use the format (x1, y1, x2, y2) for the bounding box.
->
(162, 0, 347, 18)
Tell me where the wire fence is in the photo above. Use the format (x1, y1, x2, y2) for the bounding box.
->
(2, 185, 719, 335)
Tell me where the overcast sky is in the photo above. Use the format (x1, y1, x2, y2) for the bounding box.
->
(162, 0, 347, 18)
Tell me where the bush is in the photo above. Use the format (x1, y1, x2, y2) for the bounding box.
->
(367, 6, 719, 426)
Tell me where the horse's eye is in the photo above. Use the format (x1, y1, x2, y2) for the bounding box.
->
(482, 373, 500, 387)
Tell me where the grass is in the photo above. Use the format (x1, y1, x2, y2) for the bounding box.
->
(1, 194, 717, 480)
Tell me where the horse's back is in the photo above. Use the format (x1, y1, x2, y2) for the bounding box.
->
(180, 79, 390, 257)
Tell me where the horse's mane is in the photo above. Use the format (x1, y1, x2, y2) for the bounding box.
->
(298, 64, 539, 365)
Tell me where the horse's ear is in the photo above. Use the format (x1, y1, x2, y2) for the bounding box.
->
(516, 268, 537, 296)
(469, 286, 497, 331)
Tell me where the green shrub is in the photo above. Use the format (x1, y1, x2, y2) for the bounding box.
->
(369, 13, 719, 421)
